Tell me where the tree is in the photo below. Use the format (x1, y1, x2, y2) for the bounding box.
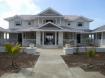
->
(4, 43, 21, 69)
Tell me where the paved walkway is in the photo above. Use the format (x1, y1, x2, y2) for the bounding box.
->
(1, 49, 105, 78)
(37, 48, 64, 55)
(33, 54, 73, 78)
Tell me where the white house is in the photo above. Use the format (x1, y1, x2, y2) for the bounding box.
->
(4, 8, 93, 48)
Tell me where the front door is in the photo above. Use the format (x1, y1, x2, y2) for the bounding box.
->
(44, 32, 55, 45)
(18, 33, 22, 45)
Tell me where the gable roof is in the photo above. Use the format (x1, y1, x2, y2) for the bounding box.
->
(37, 8, 62, 16)
(92, 25, 105, 33)
(38, 22, 63, 30)
(5, 8, 93, 22)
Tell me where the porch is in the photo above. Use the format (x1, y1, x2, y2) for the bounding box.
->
(9, 31, 90, 48)
(94, 32, 105, 47)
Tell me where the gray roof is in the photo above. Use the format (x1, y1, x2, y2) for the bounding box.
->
(92, 25, 105, 33)
(8, 25, 91, 33)
(5, 8, 93, 22)
(5, 15, 93, 22)
(0, 27, 8, 32)
(61, 26, 91, 33)
(64, 15, 93, 22)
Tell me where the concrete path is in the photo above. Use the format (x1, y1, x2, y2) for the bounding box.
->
(33, 54, 74, 78)
(37, 48, 64, 55)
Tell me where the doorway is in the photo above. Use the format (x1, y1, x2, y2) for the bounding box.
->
(18, 33, 22, 45)
(44, 32, 55, 45)
(77, 34, 81, 43)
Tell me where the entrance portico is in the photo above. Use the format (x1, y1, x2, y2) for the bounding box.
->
(36, 31, 63, 48)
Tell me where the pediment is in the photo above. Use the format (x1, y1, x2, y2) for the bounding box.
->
(38, 8, 62, 16)
(39, 22, 63, 30)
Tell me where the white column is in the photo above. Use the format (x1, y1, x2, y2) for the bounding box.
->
(55, 32, 57, 45)
(95, 33, 97, 45)
(42, 32, 44, 46)
(22, 33, 23, 46)
(5, 33, 7, 39)
(36, 31, 41, 47)
(58, 32, 63, 47)
(73, 32, 75, 45)
(101, 32, 103, 46)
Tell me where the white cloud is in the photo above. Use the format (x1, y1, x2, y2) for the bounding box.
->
(0, 0, 41, 29)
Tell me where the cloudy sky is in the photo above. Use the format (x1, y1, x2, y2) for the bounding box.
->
(0, 0, 105, 29)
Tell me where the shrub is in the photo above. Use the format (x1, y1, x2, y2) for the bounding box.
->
(86, 48, 96, 58)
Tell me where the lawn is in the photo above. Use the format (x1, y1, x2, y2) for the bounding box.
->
(62, 53, 105, 76)
(0, 52, 39, 76)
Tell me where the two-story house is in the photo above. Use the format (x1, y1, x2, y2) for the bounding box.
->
(5, 8, 93, 48)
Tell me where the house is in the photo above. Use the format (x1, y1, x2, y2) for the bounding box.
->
(4, 8, 93, 48)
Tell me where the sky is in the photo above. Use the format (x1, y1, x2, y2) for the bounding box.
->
(0, 0, 105, 29)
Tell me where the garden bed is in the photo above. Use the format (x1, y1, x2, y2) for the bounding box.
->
(0, 52, 39, 76)
(61, 53, 105, 75)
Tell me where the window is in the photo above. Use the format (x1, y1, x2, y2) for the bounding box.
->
(28, 22, 31, 25)
(68, 23, 71, 26)
(78, 22, 83, 26)
(15, 21, 22, 26)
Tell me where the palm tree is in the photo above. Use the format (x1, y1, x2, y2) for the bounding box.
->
(4, 43, 21, 69)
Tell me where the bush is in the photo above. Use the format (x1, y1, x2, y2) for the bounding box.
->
(86, 48, 96, 58)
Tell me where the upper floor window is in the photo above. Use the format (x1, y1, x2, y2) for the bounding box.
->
(15, 21, 22, 26)
(78, 22, 83, 27)
(68, 23, 71, 26)
(28, 22, 31, 25)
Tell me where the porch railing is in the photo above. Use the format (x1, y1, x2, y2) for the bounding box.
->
(0, 39, 17, 46)
(22, 39, 36, 47)
(63, 39, 76, 46)
(94, 39, 105, 47)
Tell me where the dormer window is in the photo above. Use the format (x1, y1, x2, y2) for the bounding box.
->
(15, 21, 22, 26)
(78, 22, 83, 26)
